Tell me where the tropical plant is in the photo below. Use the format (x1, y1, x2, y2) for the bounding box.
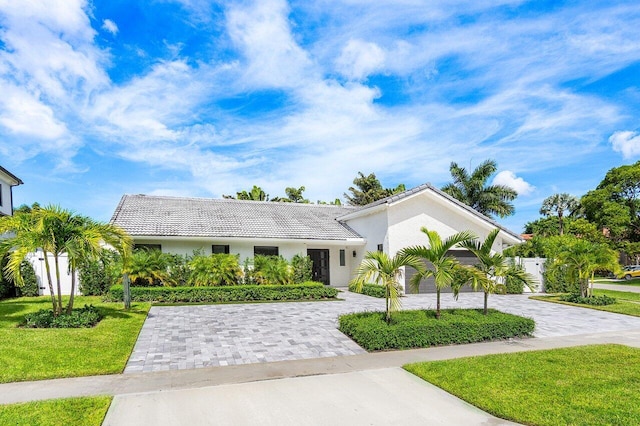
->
(251, 255, 293, 285)
(460, 229, 537, 314)
(224, 185, 269, 201)
(272, 186, 310, 203)
(125, 249, 172, 287)
(539, 193, 580, 235)
(0, 205, 131, 315)
(441, 159, 517, 218)
(344, 172, 405, 206)
(188, 253, 243, 286)
(400, 228, 477, 319)
(349, 250, 424, 324)
(291, 254, 313, 283)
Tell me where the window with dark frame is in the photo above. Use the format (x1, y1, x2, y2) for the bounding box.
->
(134, 243, 162, 251)
(254, 246, 279, 256)
(377, 244, 383, 252)
(339, 249, 346, 266)
(212, 244, 230, 254)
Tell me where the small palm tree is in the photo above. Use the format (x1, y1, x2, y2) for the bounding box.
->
(539, 193, 580, 235)
(400, 228, 477, 319)
(125, 249, 173, 287)
(441, 159, 517, 218)
(350, 251, 424, 324)
(461, 228, 537, 314)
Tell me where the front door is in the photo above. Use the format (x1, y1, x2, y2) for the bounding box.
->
(307, 249, 330, 285)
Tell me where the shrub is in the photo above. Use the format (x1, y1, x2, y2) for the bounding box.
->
(22, 305, 103, 328)
(504, 261, 526, 294)
(292, 254, 313, 283)
(106, 282, 337, 303)
(167, 253, 191, 286)
(339, 309, 535, 351)
(1, 257, 39, 298)
(126, 249, 173, 286)
(79, 251, 121, 296)
(251, 255, 293, 285)
(349, 282, 386, 298)
(543, 260, 580, 293)
(188, 253, 243, 286)
(559, 293, 616, 306)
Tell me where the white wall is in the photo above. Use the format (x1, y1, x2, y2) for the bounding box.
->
(515, 257, 545, 293)
(0, 177, 13, 216)
(28, 251, 80, 296)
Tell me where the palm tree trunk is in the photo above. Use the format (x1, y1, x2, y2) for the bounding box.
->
(484, 291, 488, 315)
(42, 252, 57, 313)
(436, 289, 441, 319)
(66, 267, 76, 315)
(558, 212, 564, 236)
(54, 253, 63, 316)
(385, 286, 391, 324)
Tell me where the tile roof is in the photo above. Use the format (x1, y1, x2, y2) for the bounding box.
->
(339, 183, 523, 242)
(110, 194, 363, 241)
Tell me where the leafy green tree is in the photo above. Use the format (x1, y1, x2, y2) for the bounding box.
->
(540, 193, 580, 235)
(344, 172, 405, 206)
(291, 254, 313, 283)
(441, 159, 517, 218)
(224, 185, 269, 201)
(0, 205, 131, 315)
(400, 228, 477, 319)
(272, 186, 310, 203)
(582, 161, 640, 242)
(350, 251, 424, 324)
(461, 229, 537, 314)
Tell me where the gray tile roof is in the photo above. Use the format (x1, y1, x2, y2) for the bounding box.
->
(338, 183, 523, 242)
(110, 195, 363, 241)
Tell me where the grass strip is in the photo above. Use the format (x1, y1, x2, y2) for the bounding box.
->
(0, 396, 112, 426)
(405, 344, 640, 426)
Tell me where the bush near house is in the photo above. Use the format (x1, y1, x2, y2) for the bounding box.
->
(338, 309, 534, 351)
(106, 282, 338, 303)
(348, 282, 386, 298)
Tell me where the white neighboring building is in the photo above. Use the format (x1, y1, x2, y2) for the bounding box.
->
(110, 184, 523, 293)
(0, 165, 23, 217)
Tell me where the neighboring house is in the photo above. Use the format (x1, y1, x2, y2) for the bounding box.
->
(0, 165, 23, 217)
(111, 183, 522, 293)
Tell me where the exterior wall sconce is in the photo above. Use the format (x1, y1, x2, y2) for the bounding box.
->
(352, 250, 357, 258)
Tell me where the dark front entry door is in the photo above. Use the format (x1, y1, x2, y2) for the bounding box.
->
(307, 249, 330, 285)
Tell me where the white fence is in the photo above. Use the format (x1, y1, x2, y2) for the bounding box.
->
(27, 250, 80, 296)
(512, 257, 545, 293)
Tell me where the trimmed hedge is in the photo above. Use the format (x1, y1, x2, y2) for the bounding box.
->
(559, 293, 616, 306)
(105, 282, 338, 303)
(348, 283, 386, 298)
(339, 309, 535, 351)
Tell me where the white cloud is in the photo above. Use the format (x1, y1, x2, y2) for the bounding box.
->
(609, 130, 640, 158)
(101, 19, 118, 35)
(335, 39, 386, 80)
(493, 171, 535, 196)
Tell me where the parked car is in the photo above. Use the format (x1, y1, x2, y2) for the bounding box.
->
(619, 265, 640, 280)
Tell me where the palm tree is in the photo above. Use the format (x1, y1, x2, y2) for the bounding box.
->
(400, 228, 477, 319)
(539, 193, 580, 235)
(441, 159, 517, 218)
(350, 251, 424, 323)
(461, 229, 537, 314)
(124, 249, 173, 287)
(0, 205, 131, 315)
(344, 172, 405, 206)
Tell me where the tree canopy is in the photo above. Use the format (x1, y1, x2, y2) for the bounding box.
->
(539, 193, 580, 235)
(441, 159, 517, 219)
(344, 172, 405, 206)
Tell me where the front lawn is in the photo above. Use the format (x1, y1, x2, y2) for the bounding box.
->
(338, 309, 534, 351)
(594, 277, 640, 287)
(0, 396, 111, 426)
(405, 344, 640, 426)
(0, 296, 150, 383)
(531, 289, 640, 317)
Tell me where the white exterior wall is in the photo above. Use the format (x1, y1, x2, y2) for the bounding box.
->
(342, 209, 388, 277)
(0, 176, 13, 216)
(28, 251, 80, 296)
(134, 237, 362, 287)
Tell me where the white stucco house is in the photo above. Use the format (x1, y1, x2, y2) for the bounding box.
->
(0, 165, 23, 217)
(110, 183, 522, 293)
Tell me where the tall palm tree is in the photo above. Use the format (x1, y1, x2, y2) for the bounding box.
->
(0, 205, 131, 315)
(441, 159, 517, 218)
(350, 251, 424, 324)
(400, 228, 477, 319)
(461, 229, 536, 314)
(539, 193, 580, 235)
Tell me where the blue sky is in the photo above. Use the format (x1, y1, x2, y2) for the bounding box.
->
(1, 0, 639, 233)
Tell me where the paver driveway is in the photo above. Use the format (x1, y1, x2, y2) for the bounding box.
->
(125, 290, 640, 373)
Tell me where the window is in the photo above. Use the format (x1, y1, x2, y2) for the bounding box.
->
(339, 249, 346, 266)
(212, 244, 230, 254)
(377, 244, 383, 252)
(134, 243, 162, 251)
(254, 246, 279, 256)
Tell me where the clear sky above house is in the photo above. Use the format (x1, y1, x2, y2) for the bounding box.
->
(1, 0, 639, 233)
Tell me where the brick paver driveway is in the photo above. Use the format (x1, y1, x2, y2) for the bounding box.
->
(125, 290, 640, 373)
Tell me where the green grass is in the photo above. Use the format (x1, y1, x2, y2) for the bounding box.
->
(405, 344, 640, 426)
(0, 396, 111, 426)
(594, 277, 640, 286)
(531, 289, 640, 317)
(0, 296, 150, 383)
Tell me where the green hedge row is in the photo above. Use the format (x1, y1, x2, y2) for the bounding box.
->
(348, 283, 386, 298)
(338, 309, 535, 351)
(105, 282, 338, 303)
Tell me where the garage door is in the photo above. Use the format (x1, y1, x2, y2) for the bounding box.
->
(404, 250, 479, 294)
